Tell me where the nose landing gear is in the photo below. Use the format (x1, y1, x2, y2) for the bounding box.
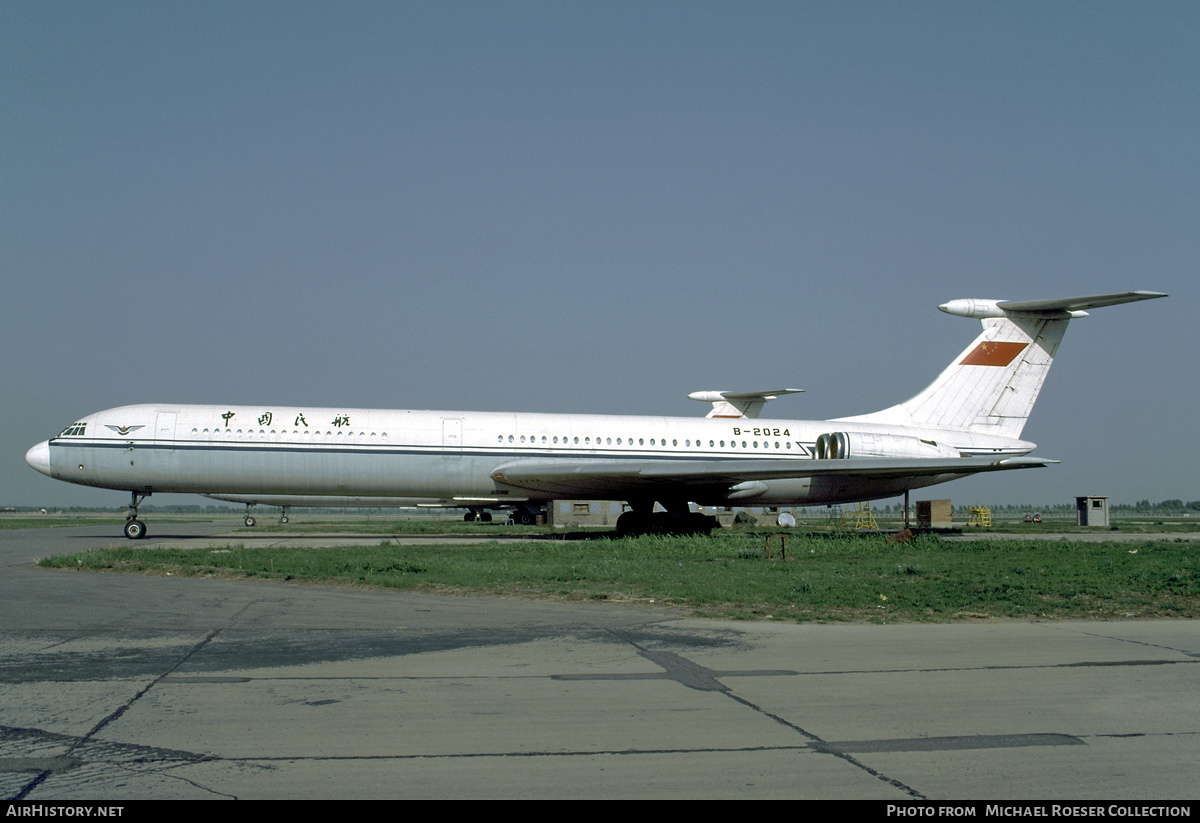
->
(124, 491, 150, 539)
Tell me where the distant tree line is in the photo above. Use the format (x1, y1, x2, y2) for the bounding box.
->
(1120, 499, 1200, 512)
(941, 500, 1200, 514)
(816, 500, 1200, 515)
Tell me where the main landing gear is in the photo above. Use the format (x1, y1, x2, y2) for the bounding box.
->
(615, 500, 717, 537)
(124, 491, 149, 539)
(238, 504, 288, 527)
(236, 504, 288, 527)
(507, 506, 538, 526)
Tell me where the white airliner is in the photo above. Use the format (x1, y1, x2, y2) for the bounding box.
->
(26, 291, 1165, 539)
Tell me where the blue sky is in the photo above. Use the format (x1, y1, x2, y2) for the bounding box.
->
(3, 1, 1195, 508)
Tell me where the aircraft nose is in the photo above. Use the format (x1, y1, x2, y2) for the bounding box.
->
(25, 441, 52, 477)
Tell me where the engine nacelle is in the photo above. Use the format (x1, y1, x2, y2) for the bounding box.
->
(814, 431, 961, 460)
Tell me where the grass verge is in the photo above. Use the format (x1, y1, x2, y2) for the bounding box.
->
(38, 532, 1200, 623)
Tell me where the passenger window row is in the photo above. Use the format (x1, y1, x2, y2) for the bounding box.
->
(496, 434, 794, 450)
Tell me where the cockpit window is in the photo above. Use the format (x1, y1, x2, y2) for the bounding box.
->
(58, 423, 87, 437)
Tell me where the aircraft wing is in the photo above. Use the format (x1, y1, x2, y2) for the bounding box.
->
(201, 494, 532, 507)
(490, 455, 1053, 497)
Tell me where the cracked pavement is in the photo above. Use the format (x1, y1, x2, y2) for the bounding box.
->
(3, 523, 1198, 799)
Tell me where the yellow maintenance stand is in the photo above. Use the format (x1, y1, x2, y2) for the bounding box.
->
(839, 501, 880, 531)
(968, 504, 992, 528)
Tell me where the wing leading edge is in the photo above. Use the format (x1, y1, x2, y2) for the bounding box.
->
(996, 291, 1167, 314)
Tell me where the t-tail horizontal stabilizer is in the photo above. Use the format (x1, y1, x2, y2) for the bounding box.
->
(842, 290, 1167, 439)
(688, 389, 804, 419)
(938, 290, 1167, 319)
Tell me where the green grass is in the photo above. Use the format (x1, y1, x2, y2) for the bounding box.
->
(38, 532, 1200, 623)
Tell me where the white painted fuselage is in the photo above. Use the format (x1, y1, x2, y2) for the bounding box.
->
(27, 403, 1034, 509)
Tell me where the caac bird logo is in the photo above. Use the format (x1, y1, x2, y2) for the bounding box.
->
(105, 424, 145, 436)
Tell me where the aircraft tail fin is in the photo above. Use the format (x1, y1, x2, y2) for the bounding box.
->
(839, 291, 1166, 439)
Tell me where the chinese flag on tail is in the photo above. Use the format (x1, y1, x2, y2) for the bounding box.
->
(959, 341, 1027, 367)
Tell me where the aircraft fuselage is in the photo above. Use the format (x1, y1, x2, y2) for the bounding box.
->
(29, 403, 1032, 509)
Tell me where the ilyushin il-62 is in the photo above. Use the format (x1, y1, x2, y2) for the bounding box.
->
(26, 291, 1165, 538)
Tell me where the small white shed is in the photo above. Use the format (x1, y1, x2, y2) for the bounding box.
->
(1076, 496, 1110, 527)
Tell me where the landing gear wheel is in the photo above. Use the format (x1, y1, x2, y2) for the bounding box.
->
(687, 512, 718, 535)
(124, 491, 150, 540)
(650, 512, 675, 534)
(616, 511, 651, 537)
(616, 509, 716, 537)
(240, 503, 260, 528)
